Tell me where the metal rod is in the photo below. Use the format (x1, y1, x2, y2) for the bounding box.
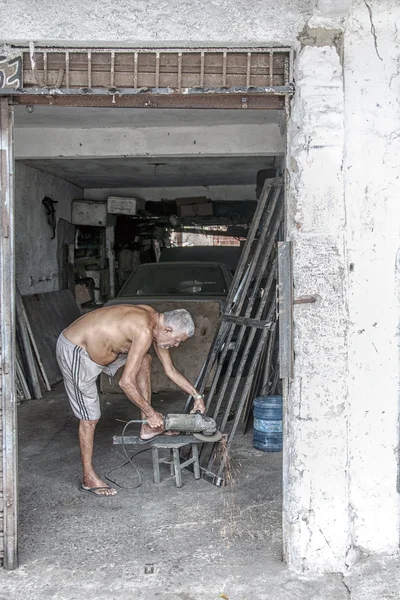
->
(155, 52, 160, 88)
(204, 185, 282, 411)
(18, 289, 51, 391)
(16, 291, 41, 399)
(65, 51, 70, 88)
(217, 258, 279, 432)
(6, 85, 294, 97)
(200, 51, 205, 86)
(134, 52, 138, 88)
(269, 51, 273, 87)
(224, 180, 282, 309)
(246, 52, 251, 87)
(110, 51, 115, 87)
(221, 315, 274, 329)
(260, 321, 277, 395)
(87, 51, 92, 88)
(16, 356, 31, 401)
(204, 201, 284, 475)
(43, 51, 48, 87)
(14, 45, 293, 55)
(177, 52, 183, 90)
(222, 51, 227, 86)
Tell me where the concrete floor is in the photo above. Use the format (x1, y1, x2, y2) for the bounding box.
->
(0, 385, 399, 599)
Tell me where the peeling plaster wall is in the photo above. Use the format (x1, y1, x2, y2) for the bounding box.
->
(344, 0, 400, 557)
(285, 44, 349, 573)
(15, 163, 81, 295)
(0, 0, 313, 46)
(284, 0, 400, 573)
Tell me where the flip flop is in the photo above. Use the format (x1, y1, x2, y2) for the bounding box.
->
(80, 484, 117, 496)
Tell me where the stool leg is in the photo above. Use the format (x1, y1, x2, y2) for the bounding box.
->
(170, 449, 175, 477)
(192, 444, 201, 480)
(172, 448, 182, 488)
(152, 446, 161, 484)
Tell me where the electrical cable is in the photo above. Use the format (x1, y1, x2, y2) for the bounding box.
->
(104, 419, 151, 490)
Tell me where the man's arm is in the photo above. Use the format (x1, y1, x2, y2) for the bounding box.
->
(119, 331, 163, 429)
(153, 343, 206, 413)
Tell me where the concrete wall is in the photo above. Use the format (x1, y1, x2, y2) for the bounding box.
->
(284, 0, 400, 573)
(15, 163, 81, 295)
(285, 41, 349, 573)
(344, 0, 400, 559)
(15, 124, 283, 160)
(0, 0, 311, 46)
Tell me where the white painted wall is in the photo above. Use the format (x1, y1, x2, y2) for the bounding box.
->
(0, 0, 311, 46)
(15, 163, 81, 295)
(285, 43, 349, 573)
(344, 0, 400, 559)
(284, 0, 400, 574)
(84, 185, 256, 202)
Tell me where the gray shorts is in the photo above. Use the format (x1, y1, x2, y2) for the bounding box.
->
(56, 332, 127, 420)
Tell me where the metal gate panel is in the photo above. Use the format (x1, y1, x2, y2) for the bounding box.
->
(17, 47, 292, 91)
(1, 47, 293, 109)
(0, 98, 18, 569)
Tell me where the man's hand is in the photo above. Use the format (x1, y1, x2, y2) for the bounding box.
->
(191, 395, 206, 415)
(145, 409, 164, 429)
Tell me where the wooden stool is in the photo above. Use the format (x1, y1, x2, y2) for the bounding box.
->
(151, 436, 201, 488)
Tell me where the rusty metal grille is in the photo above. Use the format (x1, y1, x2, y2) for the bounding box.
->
(3, 47, 293, 95)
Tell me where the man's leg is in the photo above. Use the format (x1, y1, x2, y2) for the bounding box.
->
(79, 419, 117, 496)
(137, 354, 178, 440)
(136, 354, 161, 440)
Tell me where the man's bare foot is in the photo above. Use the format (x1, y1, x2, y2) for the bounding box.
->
(82, 474, 117, 496)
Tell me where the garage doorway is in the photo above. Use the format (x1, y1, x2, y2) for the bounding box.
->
(1, 46, 292, 573)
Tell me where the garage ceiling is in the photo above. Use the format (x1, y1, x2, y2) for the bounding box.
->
(21, 155, 275, 188)
(14, 107, 284, 129)
(15, 107, 282, 189)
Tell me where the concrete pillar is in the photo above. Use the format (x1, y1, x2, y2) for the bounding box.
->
(284, 0, 400, 573)
(284, 36, 350, 572)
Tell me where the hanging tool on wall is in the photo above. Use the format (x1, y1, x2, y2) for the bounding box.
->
(42, 196, 58, 239)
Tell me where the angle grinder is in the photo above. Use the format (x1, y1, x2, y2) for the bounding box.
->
(130, 412, 222, 442)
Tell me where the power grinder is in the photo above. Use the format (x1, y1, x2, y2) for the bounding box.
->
(133, 413, 222, 442)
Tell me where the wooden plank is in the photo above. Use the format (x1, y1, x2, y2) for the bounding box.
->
(19, 293, 51, 393)
(16, 290, 42, 399)
(22, 290, 81, 386)
(277, 241, 293, 378)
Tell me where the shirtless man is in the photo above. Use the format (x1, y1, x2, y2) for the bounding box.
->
(56, 305, 205, 497)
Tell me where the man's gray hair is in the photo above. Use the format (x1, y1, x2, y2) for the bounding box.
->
(163, 309, 195, 337)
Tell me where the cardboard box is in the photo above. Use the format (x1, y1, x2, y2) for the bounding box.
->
(107, 196, 145, 216)
(175, 197, 213, 218)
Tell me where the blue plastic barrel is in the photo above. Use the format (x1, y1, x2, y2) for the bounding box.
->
(253, 395, 283, 452)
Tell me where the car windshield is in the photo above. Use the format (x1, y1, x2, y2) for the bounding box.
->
(119, 264, 228, 296)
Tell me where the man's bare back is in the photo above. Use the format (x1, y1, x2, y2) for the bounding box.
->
(57, 305, 205, 496)
(64, 304, 157, 366)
